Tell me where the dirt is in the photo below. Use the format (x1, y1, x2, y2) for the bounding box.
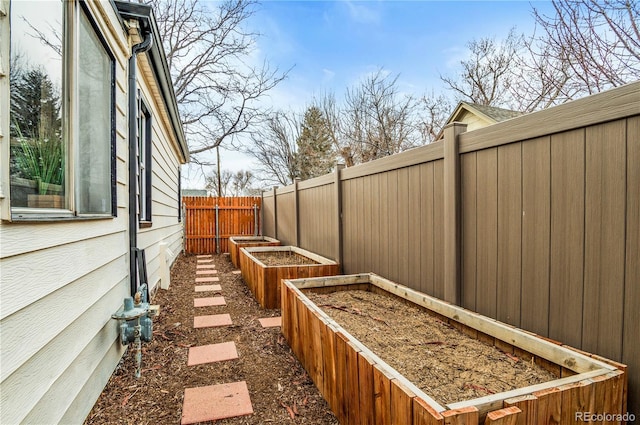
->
(253, 251, 319, 266)
(305, 289, 557, 406)
(85, 253, 338, 425)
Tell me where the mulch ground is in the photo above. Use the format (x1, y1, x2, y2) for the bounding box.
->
(85, 253, 338, 425)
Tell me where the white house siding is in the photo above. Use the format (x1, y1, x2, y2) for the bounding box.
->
(457, 110, 493, 132)
(0, 1, 185, 423)
(136, 57, 183, 293)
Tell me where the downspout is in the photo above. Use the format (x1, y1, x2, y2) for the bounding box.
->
(128, 23, 153, 297)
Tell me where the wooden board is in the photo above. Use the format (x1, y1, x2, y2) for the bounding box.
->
(623, 115, 640, 411)
(484, 406, 521, 425)
(228, 236, 279, 268)
(475, 148, 498, 319)
(496, 143, 522, 327)
(460, 153, 477, 311)
(432, 160, 445, 299)
(374, 363, 394, 425)
(420, 162, 435, 296)
(520, 137, 550, 336)
(582, 120, 626, 361)
(549, 129, 584, 349)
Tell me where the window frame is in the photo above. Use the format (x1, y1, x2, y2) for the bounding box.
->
(8, 0, 117, 221)
(138, 95, 152, 225)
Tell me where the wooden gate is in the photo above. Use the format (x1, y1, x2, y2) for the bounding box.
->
(183, 196, 261, 254)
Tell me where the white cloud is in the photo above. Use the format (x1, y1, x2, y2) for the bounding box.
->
(344, 0, 381, 25)
(322, 68, 336, 83)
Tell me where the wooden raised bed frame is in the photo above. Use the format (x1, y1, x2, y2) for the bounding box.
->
(281, 273, 627, 425)
(229, 236, 280, 268)
(239, 246, 339, 309)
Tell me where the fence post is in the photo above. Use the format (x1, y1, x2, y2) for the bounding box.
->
(443, 122, 467, 305)
(272, 186, 278, 240)
(215, 203, 220, 254)
(294, 178, 301, 247)
(334, 163, 345, 271)
(253, 203, 258, 236)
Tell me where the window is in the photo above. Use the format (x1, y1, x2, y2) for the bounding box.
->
(138, 97, 152, 223)
(9, 1, 115, 218)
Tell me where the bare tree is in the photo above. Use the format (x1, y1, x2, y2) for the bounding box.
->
(340, 69, 420, 165)
(230, 170, 254, 196)
(441, 29, 522, 108)
(245, 111, 300, 186)
(147, 0, 287, 164)
(418, 91, 453, 143)
(205, 169, 233, 196)
(313, 92, 348, 164)
(532, 0, 640, 95)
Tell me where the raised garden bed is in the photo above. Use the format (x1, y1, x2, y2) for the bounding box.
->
(239, 246, 339, 309)
(281, 273, 627, 425)
(229, 236, 280, 268)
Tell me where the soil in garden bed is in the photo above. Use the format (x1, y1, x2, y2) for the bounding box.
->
(85, 253, 337, 425)
(305, 289, 558, 406)
(253, 251, 319, 266)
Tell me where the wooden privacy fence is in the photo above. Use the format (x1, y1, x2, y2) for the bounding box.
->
(183, 196, 261, 254)
(262, 82, 640, 411)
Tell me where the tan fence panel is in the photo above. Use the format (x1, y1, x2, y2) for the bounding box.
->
(298, 180, 336, 260)
(275, 189, 295, 246)
(261, 83, 640, 412)
(183, 196, 261, 254)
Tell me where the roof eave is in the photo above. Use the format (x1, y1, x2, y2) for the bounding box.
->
(114, 1, 190, 164)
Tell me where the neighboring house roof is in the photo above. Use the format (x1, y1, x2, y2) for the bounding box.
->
(181, 189, 208, 197)
(436, 101, 524, 141)
(114, 1, 189, 163)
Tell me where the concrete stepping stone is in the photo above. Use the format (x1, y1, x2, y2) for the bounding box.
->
(196, 254, 212, 258)
(231, 270, 241, 274)
(196, 264, 216, 269)
(195, 284, 222, 292)
(194, 313, 232, 329)
(181, 381, 253, 424)
(196, 269, 218, 275)
(195, 276, 219, 283)
(258, 317, 282, 328)
(194, 296, 226, 307)
(197, 259, 214, 263)
(187, 341, 238, 366)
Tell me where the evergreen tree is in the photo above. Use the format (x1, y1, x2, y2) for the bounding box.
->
(296, 106, 334, 180)
(10, 68, 61, 141)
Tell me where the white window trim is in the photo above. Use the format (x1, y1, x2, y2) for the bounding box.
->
(4, 0, 116, 221)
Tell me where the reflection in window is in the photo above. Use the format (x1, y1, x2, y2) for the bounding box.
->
(9, 1, 65, 209)
(138, 99, 152, 222)
(9, 1, 115, 216)
(77, 6, 114, 215)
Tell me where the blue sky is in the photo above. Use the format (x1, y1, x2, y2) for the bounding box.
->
(189, 0, 555, 187)
(253, 0, 552, 109)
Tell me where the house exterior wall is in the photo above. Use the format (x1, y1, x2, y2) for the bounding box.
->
(0, 1, 185, 423)
(136, 67, 183, 292)
(456, 109, 493, 132)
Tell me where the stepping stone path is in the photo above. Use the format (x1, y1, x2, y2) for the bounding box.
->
(194, 284, 222, 292)
(193, 313, 232, 329)
(258, 316, 282, 328)
(195, 276, 219, 283)
(181, 382, 253, 424)
(193, 296, 226, 307)
(181, 254, 254, 424)
(187, 341, 238, 366)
